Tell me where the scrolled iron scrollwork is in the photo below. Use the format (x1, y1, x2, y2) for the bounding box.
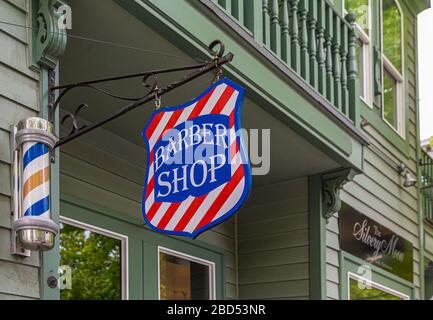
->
(49, 40, 233, 150)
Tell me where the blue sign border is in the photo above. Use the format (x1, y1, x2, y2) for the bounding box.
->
(141, 78, 252, 238)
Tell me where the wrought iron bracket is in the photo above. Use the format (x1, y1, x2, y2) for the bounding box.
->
(48, 40, 233, 150)
(322, 168, 358, 221)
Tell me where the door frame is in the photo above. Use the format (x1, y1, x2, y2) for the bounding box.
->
(339, 251, 415, 300)
(59, 194, 225, 300)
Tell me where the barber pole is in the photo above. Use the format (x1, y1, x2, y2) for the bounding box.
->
(12, 118, 59, 251)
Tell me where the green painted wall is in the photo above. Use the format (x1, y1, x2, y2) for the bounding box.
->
(0, 0, 42, 300)
(237, 179, 309, 299)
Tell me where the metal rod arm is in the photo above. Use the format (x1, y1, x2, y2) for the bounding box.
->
(54, 52, 234, 148)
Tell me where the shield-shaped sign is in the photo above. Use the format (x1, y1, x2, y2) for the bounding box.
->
(141, 78, 252, 238)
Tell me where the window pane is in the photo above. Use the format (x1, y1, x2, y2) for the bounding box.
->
(425, 259, 433, 300)
(59, 223, 122, 300)
(383, 69, 397, 128)
(349, 278, 404, 300)
(160, 251, 210, 300)
(382, 0, 402, 72)
(345, 0, 369, 35)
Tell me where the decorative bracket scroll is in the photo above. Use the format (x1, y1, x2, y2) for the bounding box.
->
(33, 0, 68, 69)
(322, 168, 358, 221)
(48, 40, 233, 149)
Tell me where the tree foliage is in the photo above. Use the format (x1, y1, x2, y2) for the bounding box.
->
(60, 223, 121, 300)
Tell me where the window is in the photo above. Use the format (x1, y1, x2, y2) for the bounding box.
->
(158, 247, 215, 300)
(381, 0, 404, 135)
(425, 259, 433, 300)
(348, 273, 410, 300)
(59, 217, 128, 300)
(344, 0, 373, 106)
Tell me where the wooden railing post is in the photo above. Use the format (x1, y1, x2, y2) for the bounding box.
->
(244, 0, 263, 42)
(341, 23, 349, 117)
(317, 0, 327, 96)
(263, 0, 271, 47)
(308, 0, 318, 89)
(346, 13, 359, 124)
(230, 0, 244, 26)
(270, 0, 281, 55)
(333, 13, 342, 111)
(281, 0, 291, 63)
(299, 0, 309, 82)
(325, 6, 334, 104)
(290, 0, 300, 72)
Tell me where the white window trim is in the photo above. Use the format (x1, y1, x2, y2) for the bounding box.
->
(343, 0, 374, 108)
(59, 216, 129, 300)
(380, 0, 405, 138)
(348, 272, 410, 300)
(157, 246, 216, 300)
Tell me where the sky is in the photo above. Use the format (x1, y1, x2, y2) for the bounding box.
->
(418, 8, 433, 141)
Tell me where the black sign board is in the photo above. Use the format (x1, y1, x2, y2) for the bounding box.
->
(340, 204, 413, 282)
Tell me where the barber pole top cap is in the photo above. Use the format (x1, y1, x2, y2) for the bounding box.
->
(15, 117, 57, 149)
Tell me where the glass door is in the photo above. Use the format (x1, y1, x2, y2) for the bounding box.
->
(59, 217, 128, 300)
(158, 247, 215, 300)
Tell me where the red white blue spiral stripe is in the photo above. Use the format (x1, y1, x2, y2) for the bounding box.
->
(21, 142, 50, 218)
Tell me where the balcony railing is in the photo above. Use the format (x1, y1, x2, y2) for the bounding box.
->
(210, 0, 358, 123)
(421, 149, 433, 221)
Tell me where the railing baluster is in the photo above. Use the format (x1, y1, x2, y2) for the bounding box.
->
(290, 0, 300, 72)
(299, 0, 309, 82)
(308, 0, 318, 89)
(325, 5, 334, 104)
(270, 0, 281, 55)
(333, 13, 341, 110)
(244, 0, 263, 42)
(281, 0, 291, 63)
(317, 0, 326, 96)
(263, 0, 271, 47)
(346, 13, 359, 123)
(341, 23, 349, 117)
(218, 0, 232, 14)
(212, 0, 358, 122)
(231, 0, 244, 26)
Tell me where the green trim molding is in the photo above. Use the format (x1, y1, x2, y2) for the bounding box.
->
(28, 0, 68, 300)
(322, 168, 358, 221)
(309, 175, 327, 300)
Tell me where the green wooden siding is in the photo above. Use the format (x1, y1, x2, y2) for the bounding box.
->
(0, 0, 42, 300)
(237, 179, 309, 299)
(327, 2, 422, 300)
(58, 121, 237, 299)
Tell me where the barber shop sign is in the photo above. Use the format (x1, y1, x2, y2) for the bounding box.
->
(142, 78, 252, 238)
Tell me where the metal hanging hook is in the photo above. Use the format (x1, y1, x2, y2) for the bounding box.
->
(208, 40, 225, 58)
(208, 40, 225, 84)
(154, 86, 161, 110)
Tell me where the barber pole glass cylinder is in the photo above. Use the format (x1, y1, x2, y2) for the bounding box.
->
(13, 118, 59, 251)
